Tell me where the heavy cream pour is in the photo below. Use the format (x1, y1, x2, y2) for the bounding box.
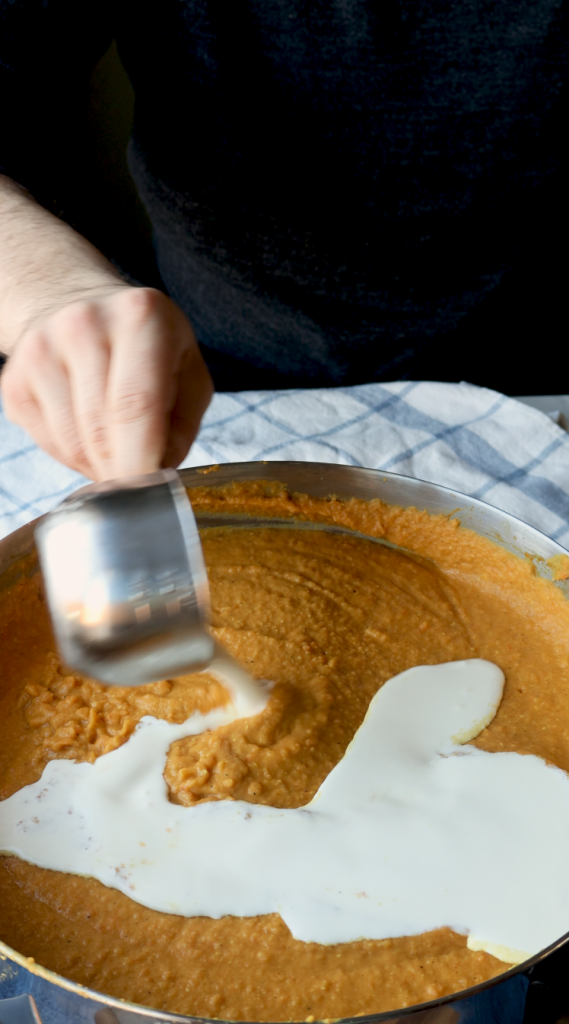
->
(2, 659, 569, 965)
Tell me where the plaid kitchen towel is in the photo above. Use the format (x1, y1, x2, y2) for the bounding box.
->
(1, 380, 568, 547)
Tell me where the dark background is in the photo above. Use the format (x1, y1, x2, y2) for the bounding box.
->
(13, 40, 563, 399)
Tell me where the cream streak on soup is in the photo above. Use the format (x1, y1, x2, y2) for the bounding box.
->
(2, 659, 569, 964)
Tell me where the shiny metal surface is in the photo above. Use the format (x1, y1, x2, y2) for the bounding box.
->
(1, 461, 568, 1024)
(34, 470, 213, 687)
(0, 995, 42, 1024)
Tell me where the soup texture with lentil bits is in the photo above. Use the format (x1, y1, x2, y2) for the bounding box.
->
(1, 482, 569, 1021)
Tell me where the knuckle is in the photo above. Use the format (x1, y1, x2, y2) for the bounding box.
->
(19, 328, 51, 364)
(1, 370, 31, 420)
(117, 287, 165, 323)
(57, 423, 85, 465)
(86, 417, 107, 446)
(112, 386, 156, 424)
(82, 415, 110, 458)
(54, 300, 101, 337)
(68, 444, 87, 469)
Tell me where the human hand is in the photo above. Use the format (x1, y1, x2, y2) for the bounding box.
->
(1, 286, 213, 481)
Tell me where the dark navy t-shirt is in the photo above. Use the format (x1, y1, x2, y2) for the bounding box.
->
(1, 0, 567, 390)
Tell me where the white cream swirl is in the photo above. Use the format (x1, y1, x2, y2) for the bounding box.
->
(2, 659, 569, 964)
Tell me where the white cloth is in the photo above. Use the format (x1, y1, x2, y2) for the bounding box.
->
(1, 380, 568, 546)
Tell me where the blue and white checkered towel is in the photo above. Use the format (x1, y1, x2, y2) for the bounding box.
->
(1, 381, 568, 547)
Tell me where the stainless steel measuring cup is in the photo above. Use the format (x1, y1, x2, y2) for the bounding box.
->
(35, 469, 214, 686)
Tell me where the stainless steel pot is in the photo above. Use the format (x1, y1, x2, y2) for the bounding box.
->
(1, 462, 568, 1024)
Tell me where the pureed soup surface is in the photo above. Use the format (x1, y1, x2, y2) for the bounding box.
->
(1, 481, 569, 1020)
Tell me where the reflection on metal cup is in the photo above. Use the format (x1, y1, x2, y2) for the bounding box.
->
(35, 469, 214, 686)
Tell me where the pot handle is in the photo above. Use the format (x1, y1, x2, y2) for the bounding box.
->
(0, 995, 43, 1024)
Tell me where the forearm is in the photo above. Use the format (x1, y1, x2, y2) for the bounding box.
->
(0, 174, 126, 355)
